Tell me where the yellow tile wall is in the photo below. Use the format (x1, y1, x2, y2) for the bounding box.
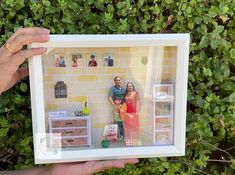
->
(47, 68, 67, 74)
(67, 68, 88, 74)
(88, 67, 106, 74)
(43, 75, 53, 82)
(77, 75, 97, 81)
(106, 68, 127, 74)
(45, 98, 67, 104)
(68, 96, 87, 102)
(46, 104, 58, 111)
(92, 123, 106, 129)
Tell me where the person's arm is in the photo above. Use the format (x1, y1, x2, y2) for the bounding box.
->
(108, 88, 115, 106)
(126, 113, 134, 118)
(136, 91, 139, 113)
(1, 159, 139, 175)
(108, 96, 115, 106)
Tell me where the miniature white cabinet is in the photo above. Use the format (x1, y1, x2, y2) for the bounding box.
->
(153, 84, 174, 145)
(49, 116, 91, 147)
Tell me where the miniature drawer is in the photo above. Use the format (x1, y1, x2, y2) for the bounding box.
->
(155, 118, 173, 130)
(155, 131, 173, 145)
(62, 137, 88, 147)
(51, 119, 87, 128)
(52, 128, 87, 136)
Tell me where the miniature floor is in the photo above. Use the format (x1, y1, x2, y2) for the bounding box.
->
(61, 137, 154, 151)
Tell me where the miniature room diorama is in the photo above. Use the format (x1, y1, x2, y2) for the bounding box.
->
(42, 46, 177, 149)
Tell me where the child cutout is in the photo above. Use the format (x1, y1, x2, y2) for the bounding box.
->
(113, 96, 125, 140)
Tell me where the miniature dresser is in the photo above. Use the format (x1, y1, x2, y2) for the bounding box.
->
(49, 116, 91, 147)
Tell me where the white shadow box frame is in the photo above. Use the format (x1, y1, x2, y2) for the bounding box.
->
(28, 34, 190, 164)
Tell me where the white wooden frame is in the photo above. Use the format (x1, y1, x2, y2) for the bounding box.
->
(28, 34, 190, 164)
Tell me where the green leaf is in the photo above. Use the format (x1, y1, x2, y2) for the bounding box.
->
(231, 159, 235, 169)
(20, 136, 32, 146)
(208, 6, 218, 18)
(199, 51, 207, 62)
(188, 22, 194, 30)
(219, 2, 229, 14)
(221, 81, 235, 91)
(210, 39, 219, 49)
(195, 96, 205, 108)
(42, 0, 51, 7)
(0, 128, 9, 137)
(20, 82, 28, 92)
(229, 92, 235, 103)
(165, 0, 173, 4)
(203, 68, 212, 77)
(195, 17, 202, 24)
(201, 24, 207, 34)
(190, 0, 197, 5)
(152, 4, 160, 15)
(58, 0, 68, 9)
(230, 48, 235, 58)
(107, 4, 114, 13)
(199, 36, 210, 48)
(137, 0, 144, 8)
(0, 118, 8, 127)
(188, 72, 195, 82)
(116, 2, 126, 9)
(220, 63, 230, 78)
(186, 7, 192, 14)
(230, 48, 235, 64)
(118, 18, 128, 32)
(213, 25, 224, 35)
(104, 12, 113, 23)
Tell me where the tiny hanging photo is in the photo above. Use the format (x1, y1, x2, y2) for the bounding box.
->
(103, 53, 114, 67)
(55, 54, 66, 67)
(88, 54, 97, 67)
(71, 53, 84, 67)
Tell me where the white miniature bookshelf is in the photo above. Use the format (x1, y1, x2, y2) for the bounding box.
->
(153, 84, 174, 145)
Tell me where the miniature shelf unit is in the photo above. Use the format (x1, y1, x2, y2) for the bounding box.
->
(153, 84, 174, 145)
(49, 116, 91, 147)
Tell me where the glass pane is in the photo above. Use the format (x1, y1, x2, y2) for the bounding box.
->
(42, 46, 177, 149)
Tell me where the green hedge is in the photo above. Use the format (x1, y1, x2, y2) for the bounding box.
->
(0, 0, 235, 174)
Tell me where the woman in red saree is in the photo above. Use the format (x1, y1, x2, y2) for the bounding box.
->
(124, 82, 141, 145)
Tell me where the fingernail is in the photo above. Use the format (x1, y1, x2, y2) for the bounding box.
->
(43, 28, 50, 34)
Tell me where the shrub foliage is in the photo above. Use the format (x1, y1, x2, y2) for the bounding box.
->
(0, 0, 235, 174)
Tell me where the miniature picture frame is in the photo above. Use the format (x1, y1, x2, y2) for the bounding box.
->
(70, 53, 81, 67)
(28, 34, 190, 164)
(55, 53, 66, 67)
(103, 53, 114, 67)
